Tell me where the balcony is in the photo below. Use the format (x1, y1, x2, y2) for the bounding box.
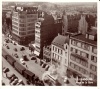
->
(71, 53, 88, 62)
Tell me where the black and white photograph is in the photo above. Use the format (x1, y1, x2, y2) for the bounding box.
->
(2, 1, 97, 86)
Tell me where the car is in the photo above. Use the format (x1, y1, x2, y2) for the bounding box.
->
(5, 40, 9, 43)
(20, 58, 25, 65)
(20, 47, 25, 51)
(10, 79, 19, 85)
(31, 56, 36, 60)
(6, 46, 10, 49)
(22, 55, 29, 61)
(3, 67, 10, 73)
(14, 48, 17, 52)
(13, 42, 17, 45)
(14, 53, 19, 58)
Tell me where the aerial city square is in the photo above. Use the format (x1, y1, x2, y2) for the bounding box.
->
(2, 2, 97, 86)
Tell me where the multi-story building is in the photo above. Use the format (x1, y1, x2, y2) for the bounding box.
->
(68, 27, 97, 84)
(2, 9, 12, 34)
(62, 11, 81, 35)
(35, 11, 62, 58)
(51, 34, 69, 76)
(12, 6, 38, 45)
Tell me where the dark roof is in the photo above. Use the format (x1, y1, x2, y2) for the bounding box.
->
(52, 34, 69, 49)
(70, 34, 97, 46)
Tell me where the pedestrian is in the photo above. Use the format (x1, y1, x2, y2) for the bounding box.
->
(26, 64, 28, 68)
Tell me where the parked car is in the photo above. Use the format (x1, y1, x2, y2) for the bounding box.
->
(20, 47, 25, 51)
(3, 67, 10, 73)
(14, 53, 19, 58)
(31, 56, 36, 60)
(13, 42, 17, 45)
(6, 46, 10, 49)
(5, 39, 9, 43)
(20, 58, 25, 65)
(10, 78, 19, 85)
(22, 55, 29, 61)
(14, 48, 17, 52)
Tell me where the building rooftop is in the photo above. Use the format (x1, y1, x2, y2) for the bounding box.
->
(52, 34, 69, 49)
(70, 34, 97, 46)
(86, 29, 97, 36)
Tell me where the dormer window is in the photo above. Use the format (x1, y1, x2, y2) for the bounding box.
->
(89, 35, 95, 40)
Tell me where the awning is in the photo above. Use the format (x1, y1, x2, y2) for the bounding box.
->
(34, 51, 40, 56)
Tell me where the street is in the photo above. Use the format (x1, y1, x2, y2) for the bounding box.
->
(2, 34, 46, 81)
(2, 57, 33, 85)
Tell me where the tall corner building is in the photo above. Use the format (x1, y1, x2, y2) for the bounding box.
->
(12, 6, 38, 45)
(35, 11, 62, 58)
(68, 26, 97, 83)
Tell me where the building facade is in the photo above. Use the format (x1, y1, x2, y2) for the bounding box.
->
(12, 6, 38, 45)
(68, 28, 97, 83)
(35, 11, 62, 58)
(62, 11, 81, 36)
(51, 34, 69, 76)
(43, 45, 51, 63)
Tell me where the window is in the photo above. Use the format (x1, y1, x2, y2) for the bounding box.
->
(77, 50, 81, 55)
(90, 73, 96, 79)
(90, 64, 97, 72)
(81, 61, 86, 67)
(71, 40, 77, 46)
(55, 47, 57, 52)
(58, 49, 59, 53)
(65, 52, 67, 57)
(53, 46, 54, 51)
(19, 15, 26, 18)
(92, 47, 97, 54)
(82, 43, 90, 51)
(84, 70, 88, 75)
(76, 58, 80, 63)
(66, 45, 67, 49)
(61, 50, 63, 55)
(89, 35, 94, 40)
(71, 47, 73, 51)
(70, 62, 74, 68)
(75, 65, 80, 71)
(19, 28, 26, 31)
(19, 24, 26, 27)
(70, 55, 76, 61)
(91, 56, 97, 63)
(19, 19, 26, 23)
(53, 53, 54, 57)
(12, 25, 18, 29)
(13, 29, 18, 33)
(75, 49, 78, 53)
(73, 48, 76, 53)
(81, 52, 88, 58)
(19, 32, 26, 35)
(77, 42, 81, 48)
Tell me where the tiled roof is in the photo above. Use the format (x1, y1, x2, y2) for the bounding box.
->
(52, 34, 69, 49)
